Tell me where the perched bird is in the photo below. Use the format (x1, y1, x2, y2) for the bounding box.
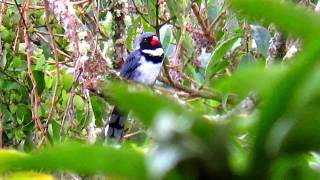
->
(106, 32, 164, 139)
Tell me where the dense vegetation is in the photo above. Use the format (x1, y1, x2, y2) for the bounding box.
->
(1, 0, 320, 179)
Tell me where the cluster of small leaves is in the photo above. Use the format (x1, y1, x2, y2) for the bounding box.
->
(1, 0, 320, 179)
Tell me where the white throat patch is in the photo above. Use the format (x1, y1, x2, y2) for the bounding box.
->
(142, 48, 164, 57)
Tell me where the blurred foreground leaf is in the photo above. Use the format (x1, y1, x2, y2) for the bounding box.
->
(0, 143, 146, 179)
(214, 64, 283, 98)
(230, 0, 320, 41)
(231, 0, 320, 177)
(104, 82, 217, 138)
(103, 82, 232, 178)
(6, 172, 55, 180)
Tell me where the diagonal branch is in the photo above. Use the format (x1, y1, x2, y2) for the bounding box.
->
(191, 1, 216, 46)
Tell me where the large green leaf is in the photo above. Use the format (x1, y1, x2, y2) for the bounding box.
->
(0, 143, 146, 179)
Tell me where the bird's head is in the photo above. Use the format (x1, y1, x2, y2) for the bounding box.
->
(134, 32, 164, 57)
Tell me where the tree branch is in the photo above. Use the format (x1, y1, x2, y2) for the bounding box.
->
(191, 1, 216, 46)
(20, 0, 45, 136)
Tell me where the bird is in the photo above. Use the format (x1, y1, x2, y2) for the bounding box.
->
(106, 32, 164, 139)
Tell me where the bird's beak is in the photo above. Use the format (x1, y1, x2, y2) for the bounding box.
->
(150, 36, 160, 46)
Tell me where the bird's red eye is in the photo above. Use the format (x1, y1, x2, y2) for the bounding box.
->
(150, 36, 159, 46)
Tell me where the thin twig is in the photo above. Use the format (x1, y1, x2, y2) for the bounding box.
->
(77, 6, 108, 39)
(162, 57, 176, 86)
(209, 10, 226, 30)
(20, 0, 45, 136)
(43, 0, 61, 140)
(34, 31, 71, 58)
(123, 130, 144, 139)
(191, 1, 216, 46)
(177, 69, 201, 87)
(158, 16, 176, 28)
(12, 23, 20, 52)
(171, 24, 186, 67)
(0, 0, 6, 60)
(158, 76, 224, 101)
(33, 29, 65, 37)
(60, 71, 82, 137)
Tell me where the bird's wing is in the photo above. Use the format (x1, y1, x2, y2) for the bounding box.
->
(120, 50, 141, 80)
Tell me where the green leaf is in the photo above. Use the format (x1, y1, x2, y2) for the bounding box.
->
(270, 156, 320, 180)
(44, 74, 54, 89)
(34, 56, 45, 71)
(0, 143, 146, 179)
(145, 0, 157, 25)
(12, 55, 27, 71)
(16, 104, 32, 124)
(73, 95, 84, 111)
(166, 0, 186, 25)
(62, 73, 73, 90)
(250, 42, 320, 174)
(126, 16, 140, 52)
(33, 70, 45, 96)
(0, 26, 11, 42)
(0, 149, 29, 170)
(0, 79, 18, 90)
(214, 64, 283, 98)
(229, 0, 320, 173)
(162, 25, 173, 56)
(6, 172, 55, 180)
(48, 121, 60, 142)
(181, 33, 194, 60)
(205, 36, 239, 81)
(141, 17, 155, 32)
(61, 90, 69, 107)
(279, 105, 320, 154)
(90, 95, 107, 127)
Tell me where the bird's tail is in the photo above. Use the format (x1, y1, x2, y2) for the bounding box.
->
(106, 107, 126, 140)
